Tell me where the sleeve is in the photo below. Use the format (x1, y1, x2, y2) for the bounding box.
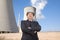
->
(21, 21, 34, 36)
(35, 22, 41, 32)
(31, 21, 41, 32)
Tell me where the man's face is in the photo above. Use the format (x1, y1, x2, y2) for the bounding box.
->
(27, 12, 34, 20)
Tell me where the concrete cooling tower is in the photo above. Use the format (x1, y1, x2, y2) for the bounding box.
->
(0, 0, 19, 33)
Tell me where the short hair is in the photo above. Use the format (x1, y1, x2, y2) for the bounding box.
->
(26, 12, 35, 16)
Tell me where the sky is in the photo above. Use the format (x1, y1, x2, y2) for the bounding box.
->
(12, 0, 60, 32)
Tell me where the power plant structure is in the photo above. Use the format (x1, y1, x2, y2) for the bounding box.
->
(0, 0, 19, 33)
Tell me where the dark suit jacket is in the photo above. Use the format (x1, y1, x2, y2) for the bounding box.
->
(21, 20, 41, 40)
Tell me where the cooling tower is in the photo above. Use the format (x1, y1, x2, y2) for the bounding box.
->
(24, 6, 36, 20)
(0, 0, 19, 33)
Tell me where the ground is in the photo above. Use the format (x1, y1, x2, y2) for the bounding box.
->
(0, 32, 60, 40)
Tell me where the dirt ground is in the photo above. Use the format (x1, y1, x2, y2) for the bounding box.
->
(0, 32, 60, 40)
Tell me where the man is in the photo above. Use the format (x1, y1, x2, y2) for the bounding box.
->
(21, 7, 41, 40)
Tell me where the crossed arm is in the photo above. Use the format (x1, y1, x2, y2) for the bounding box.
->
(21, 21, 41, 36)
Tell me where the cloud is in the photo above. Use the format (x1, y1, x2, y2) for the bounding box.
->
(30, 0, 47, 19)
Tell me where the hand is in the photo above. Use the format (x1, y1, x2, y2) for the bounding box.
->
(34, 31, 37, 33)
(28, 27, 31, 29)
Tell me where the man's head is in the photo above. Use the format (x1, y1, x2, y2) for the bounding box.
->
(26, 12, 35, 20)
(24, 6, 36, 20)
